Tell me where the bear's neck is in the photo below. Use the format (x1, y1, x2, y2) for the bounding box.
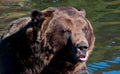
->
(40, 60, 87, 74)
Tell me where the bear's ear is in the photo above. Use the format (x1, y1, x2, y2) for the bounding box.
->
(77, 8, 86, 17)
(31, 10, 45, 22)
(42, 7, 56, 17)
(43, 10, 54, 17)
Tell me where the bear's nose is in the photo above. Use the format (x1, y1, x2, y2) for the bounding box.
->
(76, 42, 88, 51)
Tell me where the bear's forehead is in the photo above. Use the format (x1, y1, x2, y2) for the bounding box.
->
(54, 7, 81, 18)
(50, 14, 87, 30)
(45, 7, 88, 33)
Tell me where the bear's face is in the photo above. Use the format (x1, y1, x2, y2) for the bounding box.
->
(43, 8, 92, 65)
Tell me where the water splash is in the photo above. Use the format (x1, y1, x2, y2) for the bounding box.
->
(87, 57, 120, 74)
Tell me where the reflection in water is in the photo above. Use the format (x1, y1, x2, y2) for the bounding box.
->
(88, 57, 120, 74)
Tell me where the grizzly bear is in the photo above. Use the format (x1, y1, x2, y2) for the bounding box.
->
(0, 7, 95, 74)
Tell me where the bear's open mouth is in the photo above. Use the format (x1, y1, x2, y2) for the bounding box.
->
(78, 55, 87, 62)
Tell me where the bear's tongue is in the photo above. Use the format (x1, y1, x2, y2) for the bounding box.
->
(78, 55, 87, 61)
(79, 55, 85, 59)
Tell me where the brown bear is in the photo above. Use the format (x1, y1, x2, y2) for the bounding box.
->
(0, 7, 95, 74)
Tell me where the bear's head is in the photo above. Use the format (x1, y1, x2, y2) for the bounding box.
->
(30, 7, 95, 73)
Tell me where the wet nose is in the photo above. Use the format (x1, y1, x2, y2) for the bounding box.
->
(76, 42, 88, 50)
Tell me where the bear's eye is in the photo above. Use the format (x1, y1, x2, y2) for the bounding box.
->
(61, 29, 71, 34)
(60, 29, 71, 41)
(82, 26, 88, 34)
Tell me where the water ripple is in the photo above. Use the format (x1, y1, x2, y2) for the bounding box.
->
(103, 70, 120, 74)
(87, 57, 120, 73)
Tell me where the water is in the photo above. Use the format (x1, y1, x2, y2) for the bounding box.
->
(103, 71, 120, 74)
(88, 57, 120, 74)
(86, 0, 120, 73)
